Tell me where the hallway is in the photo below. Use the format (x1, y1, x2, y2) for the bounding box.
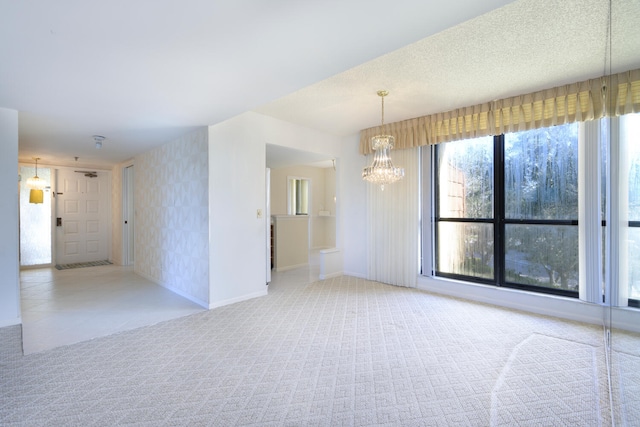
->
(20, 265, 205, 354)
(20, 251, 323, 354)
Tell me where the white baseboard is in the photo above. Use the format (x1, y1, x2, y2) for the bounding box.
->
(135, 270, 209, 309)
(275, 263, 308, 272)
(209, 289, 268, 309)
(319, 271, 342, 280)
(342, 271, 366, 279)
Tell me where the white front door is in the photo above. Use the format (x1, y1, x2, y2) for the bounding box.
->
(55, 169, 109, 265)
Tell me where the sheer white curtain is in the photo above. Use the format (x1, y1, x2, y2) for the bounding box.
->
(366, 147, 420, 287)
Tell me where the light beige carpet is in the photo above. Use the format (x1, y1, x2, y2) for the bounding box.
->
(611, 330, 640, 426)
(0, 275, 628, 426)
(491, 334, 605, 426)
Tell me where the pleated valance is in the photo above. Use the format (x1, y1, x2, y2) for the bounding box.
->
(360, 68, 640, 154)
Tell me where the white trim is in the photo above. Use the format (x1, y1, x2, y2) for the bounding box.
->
(209, 289, 268, 309)
(265, 168, 271, 284)
(122, 163, 135, 266)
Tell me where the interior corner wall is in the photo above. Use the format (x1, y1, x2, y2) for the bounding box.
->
(208, 114, 268, 307)
(0, 108, 20, 327)
(207, 111, 344, 307)
(134, 128, 209, 307)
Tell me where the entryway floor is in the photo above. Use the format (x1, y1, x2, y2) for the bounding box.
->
(20, 250, 324, 354)
(20, 265, 205, 354)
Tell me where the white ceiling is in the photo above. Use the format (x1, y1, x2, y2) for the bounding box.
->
(2, 0, 639, 170)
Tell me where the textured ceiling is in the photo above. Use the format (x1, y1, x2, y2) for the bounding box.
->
(2, 0, 639, 169)
(256, 0, 640, 139)
(1, 0, 517, 169)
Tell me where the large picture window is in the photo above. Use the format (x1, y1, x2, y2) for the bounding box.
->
(434, 123, 579, 297)
(621, 113, 640, 307)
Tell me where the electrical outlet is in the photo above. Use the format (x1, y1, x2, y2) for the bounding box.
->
(257, 209, 262, 218)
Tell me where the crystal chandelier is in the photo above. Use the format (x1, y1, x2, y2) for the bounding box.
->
(362, 90, 404, 190)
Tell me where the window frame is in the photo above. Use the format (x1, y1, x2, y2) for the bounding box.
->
(432, 132, 580, 298)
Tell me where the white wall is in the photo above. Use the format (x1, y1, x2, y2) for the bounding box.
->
(208, 112, 343, 307)
(339, 133, 368, 278)
(0, 108, 20, 327)
(324, 167, 337, 217)
(208, 114, 268, 307)
(272, 215, 310, 271)
(134, 128, 209, 307)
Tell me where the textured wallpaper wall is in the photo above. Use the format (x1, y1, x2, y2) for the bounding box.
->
(134, 128, 209, 305)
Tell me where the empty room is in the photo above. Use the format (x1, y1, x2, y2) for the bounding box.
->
(1, 0, 639, 425)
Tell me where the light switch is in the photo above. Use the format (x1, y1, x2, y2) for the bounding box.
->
(257, 209, 263, 218)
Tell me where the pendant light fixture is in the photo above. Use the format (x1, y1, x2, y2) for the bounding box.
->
(362, 90, 404, 190)
(26, 157, 45, 190)
(27, 157, 45, 204)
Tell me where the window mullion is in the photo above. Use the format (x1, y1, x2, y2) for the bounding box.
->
(608, 117, 627, 306)
(579, 120, 604, 304)
(495, 135, 505, 286)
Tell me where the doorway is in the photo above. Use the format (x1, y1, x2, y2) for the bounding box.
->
(265, 144, 337, 277)
(54, 168, 110, 265)
(19, 165, 52, 266)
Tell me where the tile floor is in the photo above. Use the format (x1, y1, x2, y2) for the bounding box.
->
(20, 265, 205, 354)
(20, 251, 323, 354)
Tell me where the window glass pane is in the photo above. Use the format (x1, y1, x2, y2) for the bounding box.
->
(505, 224, 578, 291)
(437, 222, 494, 279)
(601, 118, 608, 218)
(622, 113, 640, 303)
(437, 136, 493, 219)
(624, 114, 640, 222)
(504, 123, 579, 220)
(288, 178, 309, 215)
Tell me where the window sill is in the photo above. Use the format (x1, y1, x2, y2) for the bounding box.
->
(417, 275, 640, 333)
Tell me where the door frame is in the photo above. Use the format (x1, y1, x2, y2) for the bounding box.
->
(53, 166, 112, 265)
(122, 163, 135, 266)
